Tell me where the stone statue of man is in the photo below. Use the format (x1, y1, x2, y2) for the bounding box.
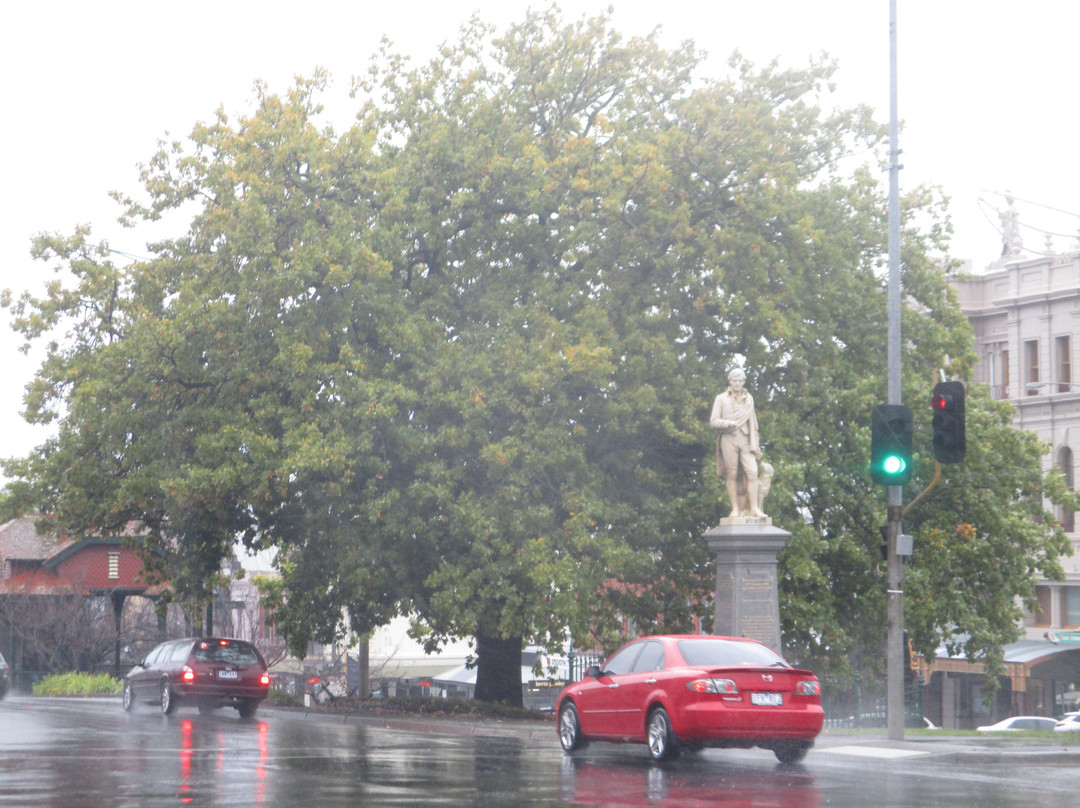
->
(710, 367, 768, 518)
(1000, 194, 1022, 258)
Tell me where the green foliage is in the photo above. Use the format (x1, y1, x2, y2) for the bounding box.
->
(314, 695, 549, 721)
(32, 672, 122, 697)
(264, 687, 304, 708)
(2, 7, 1072, 700)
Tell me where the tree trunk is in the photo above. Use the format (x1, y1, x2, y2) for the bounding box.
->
(112, 591, 125, 670)
(358, 638, 370, 699)
(473, 630, 523, 706)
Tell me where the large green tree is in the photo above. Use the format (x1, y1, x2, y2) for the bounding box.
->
(3, 8, 1070, 703)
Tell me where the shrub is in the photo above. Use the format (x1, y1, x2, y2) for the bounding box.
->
(266, 688, 304, 707)
(32, 672, 122, 697)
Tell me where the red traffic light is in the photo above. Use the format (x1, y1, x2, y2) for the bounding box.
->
(931, 381, 965, 464)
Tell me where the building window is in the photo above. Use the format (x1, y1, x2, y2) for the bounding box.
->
(1065, 587, 1080, 627)
(1025, 340, 1039, 394)
(1033, 586, 1053, 626)
(108, 552, 120, 580)
(987, 347, 1009, 399)
(1057, 335, 1072, 392)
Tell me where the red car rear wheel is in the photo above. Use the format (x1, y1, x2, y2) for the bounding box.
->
(161, 680, 178, 715)
(646, 707, 679, 762)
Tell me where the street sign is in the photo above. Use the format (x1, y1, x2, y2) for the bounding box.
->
(1045, 631, 1080, 643)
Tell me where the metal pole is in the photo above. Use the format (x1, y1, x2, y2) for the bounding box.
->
(886, 0, 906, 741)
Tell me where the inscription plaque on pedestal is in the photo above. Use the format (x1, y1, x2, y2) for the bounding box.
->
(705, 520, 791, 653)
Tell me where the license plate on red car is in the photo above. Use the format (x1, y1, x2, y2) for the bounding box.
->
(751, 692, 783, 706)
(218, 670, 238, 680)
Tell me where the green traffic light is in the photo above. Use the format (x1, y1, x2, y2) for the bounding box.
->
(871, 404, 913, 486)
(882, 455, 907, 475)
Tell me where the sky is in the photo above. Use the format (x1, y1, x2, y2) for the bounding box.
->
(3, 0, 1079, 470)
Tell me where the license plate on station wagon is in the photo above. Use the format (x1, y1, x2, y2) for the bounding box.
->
(751, 692, 783, 706)
(218, 670, 238, 679)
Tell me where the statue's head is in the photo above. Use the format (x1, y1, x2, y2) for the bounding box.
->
(727, 368, 746, 389)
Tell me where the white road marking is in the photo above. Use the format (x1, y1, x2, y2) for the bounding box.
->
(823, 745, 930, 759)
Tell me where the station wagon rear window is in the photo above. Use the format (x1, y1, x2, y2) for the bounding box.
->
(192, 641, 260, 665)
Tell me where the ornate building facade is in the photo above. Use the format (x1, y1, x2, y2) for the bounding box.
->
(953, 249, 1080, 638)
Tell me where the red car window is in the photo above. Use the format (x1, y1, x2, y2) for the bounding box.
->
(631, 641, 666, 673)
(676, 638, 791, 668)
(601, 643, 644, 676)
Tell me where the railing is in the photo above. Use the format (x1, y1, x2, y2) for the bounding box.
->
(567, 653, 602, 683)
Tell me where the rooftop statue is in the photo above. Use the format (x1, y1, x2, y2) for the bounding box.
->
(1000, 194, 1022, 259)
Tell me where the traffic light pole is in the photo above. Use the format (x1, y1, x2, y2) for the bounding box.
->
(886, 0, 905, 742)
(886, 504, 905, 740)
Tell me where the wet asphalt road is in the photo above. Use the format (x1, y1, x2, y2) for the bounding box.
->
(0, 695, 1076, 807)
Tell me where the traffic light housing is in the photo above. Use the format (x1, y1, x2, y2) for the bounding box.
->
(871, 404, 913, 485)
(931, 381, 966, 463)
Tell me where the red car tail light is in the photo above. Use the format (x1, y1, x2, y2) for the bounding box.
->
(259, 673, 271, 686)
(795, 680, 821, 696)
(687, 678, 739, 694)
(181, 666, 196, 682)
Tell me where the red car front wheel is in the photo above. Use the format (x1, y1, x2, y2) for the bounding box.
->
(558, 702, 587, 752)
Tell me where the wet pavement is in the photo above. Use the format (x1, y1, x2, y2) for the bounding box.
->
(0, 694, 1076, 806)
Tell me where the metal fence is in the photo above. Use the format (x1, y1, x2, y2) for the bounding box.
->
(568, 653, 602, 683)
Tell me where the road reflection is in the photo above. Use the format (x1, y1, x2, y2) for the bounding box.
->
(6, 698, 1070, 807)
(557, 754, 821, 808)
(174, 716, 269, 807)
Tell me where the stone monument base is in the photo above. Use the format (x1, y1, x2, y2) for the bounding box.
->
(705, 521, 791, 654)
(718, 515, 772, 527)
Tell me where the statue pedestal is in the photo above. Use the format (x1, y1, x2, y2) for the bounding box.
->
(705, 520, 791, 654)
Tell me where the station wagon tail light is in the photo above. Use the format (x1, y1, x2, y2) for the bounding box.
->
(687, 678, 739, 694)
(182, 666, 196, 682)
(260, 673, 271, 686)
(795, 681, 821, 696)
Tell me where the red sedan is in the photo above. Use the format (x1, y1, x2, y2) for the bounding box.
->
(556, 635, 823, 763)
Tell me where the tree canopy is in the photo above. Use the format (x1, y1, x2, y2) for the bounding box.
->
(2, 7, 1071, 703)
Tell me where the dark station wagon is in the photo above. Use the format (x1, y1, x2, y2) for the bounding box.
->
(123, 637, 270, 718)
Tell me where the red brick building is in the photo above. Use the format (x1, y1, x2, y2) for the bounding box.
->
(0, 515, 152, 596)
(0, 516, 158, 677)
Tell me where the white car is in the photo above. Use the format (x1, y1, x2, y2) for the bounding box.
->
(976, 716, 1057, 732)
(1054, 713, 1080, 732)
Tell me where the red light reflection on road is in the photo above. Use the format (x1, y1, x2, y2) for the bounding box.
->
(256, 721, 269, 808)
(174, 717, 270, 806)
(178, 719, 194, 804)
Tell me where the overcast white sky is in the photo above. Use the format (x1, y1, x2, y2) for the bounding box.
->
(3, 0, 1079, 468)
